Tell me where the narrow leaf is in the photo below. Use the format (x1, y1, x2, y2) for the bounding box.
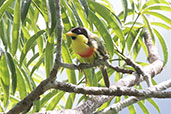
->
(45, 36, 54, 77)
(143, 11, 171, 25)
(88, 0, 125, 49)
(46, 91, 65, 110)
(11, 0, 21, 55)
(142, 14, 155, 41)
(46, 0, 56, 35)
(21, 0, 32, 23)
(20, 30, 45, 65)
(16, 66, 27, 99)
(65, 93, 76, 109)
(0, 0, 13, 20)
(121, 0, 128, 22)
(141, 0, 169, 11)
(62, 40, 76, 84)
(6, 52, 17, 94)
(88, 9, 114, 56)
(153, 29, 168, 65)
(137, 101, 150, 114)
(147, 98, 161, 114)
(0, 53, 10, 108)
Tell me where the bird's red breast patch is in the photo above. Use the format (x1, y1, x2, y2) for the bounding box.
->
(77, 47, 95, 58)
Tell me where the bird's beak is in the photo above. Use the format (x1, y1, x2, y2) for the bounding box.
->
(66, 31, 77, 37)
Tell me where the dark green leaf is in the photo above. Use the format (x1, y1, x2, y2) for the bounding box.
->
(21, 0, 32, 23)
(46, 0, 56, 35)
(0, 0, 13, 20)
(6, 52, 17, 94)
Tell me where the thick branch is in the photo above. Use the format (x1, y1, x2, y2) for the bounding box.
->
(97, 79, 171, 114)
(46, 80, 171, 98)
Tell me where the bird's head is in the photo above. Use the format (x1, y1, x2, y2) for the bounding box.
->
(66, 27, 88, 40)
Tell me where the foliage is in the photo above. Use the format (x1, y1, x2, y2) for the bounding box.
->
(0, 0, 170, 113)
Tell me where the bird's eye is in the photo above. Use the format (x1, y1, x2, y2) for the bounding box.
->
(72, 36, 76, 40)
(77, 29, 81, 33)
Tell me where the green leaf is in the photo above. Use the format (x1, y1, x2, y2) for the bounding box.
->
(0, 0, 13, 20)
(138, 101, 150, 114)
(98, 99, 112, 111)
(88, 0, 125, 50)
(62, 40, 76, 84)
(40, 90, 58, 108)
(143, 5, 171, 12)
(142, 14, 155, 41)
(128, 104, 137, 114)
(46, 91, 65, 110)
(21, 0, 32, 23)
(61, 0, 78, 26)
(84, 68, 97, 87)
(153, 29, 168, 65)
(61, 5, 72, 32)
(80, 0, 89, 16)
(0, 53, 10, 108)
(11, 0, 21, 55)
(27, 51, 40, 67)
(70, 2, 84, 27)
(16, 66, 27, 99)
(65, 93, 76, 109)
(30, 54, 44, 77)
(147, 98, 160, 114)
(138, 36, 148, 57)
(72, 0, 89, 28)
(129, 29, 142, 56)
(20, 30, 45, 65)
(45, 36, 54, 77)
(141, 0, 169, 11)
(143, 11, 171, 25)
(46, 0, 56, 35)
(151, 22, 171, 30)
(121, 0, 128, 22)
(88, 9, 114, 56)
(0, 19, 8, 49)
(6, 52, 17, 94)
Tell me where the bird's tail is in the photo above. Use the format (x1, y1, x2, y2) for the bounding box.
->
(100, 66, 110, 87)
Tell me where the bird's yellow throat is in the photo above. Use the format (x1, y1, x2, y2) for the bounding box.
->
(71, 35, 95, 59)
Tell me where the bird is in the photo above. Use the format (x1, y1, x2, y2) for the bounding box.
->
(66, 27, 110, 87)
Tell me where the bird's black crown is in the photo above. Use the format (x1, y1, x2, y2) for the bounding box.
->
(71, 27, 88, 38)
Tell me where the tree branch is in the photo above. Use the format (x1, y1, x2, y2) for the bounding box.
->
(96, 79, 171, 114)
(46, 80, 171, 98)
(60, 60, 134, 74)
